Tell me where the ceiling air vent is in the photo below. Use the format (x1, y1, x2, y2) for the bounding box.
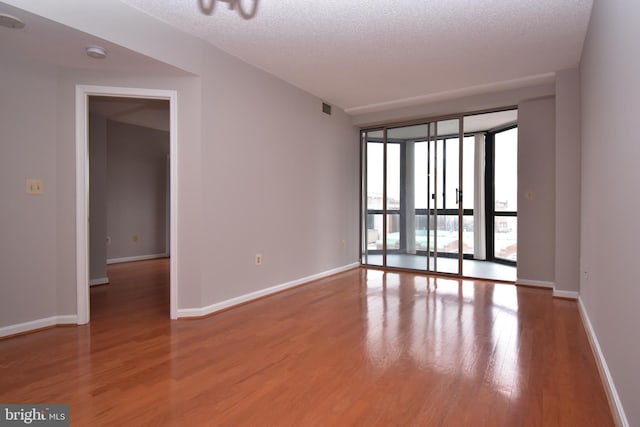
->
(322, 102, 332, 115)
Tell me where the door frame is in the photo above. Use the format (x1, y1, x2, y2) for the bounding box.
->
(75, 85, 179, 323)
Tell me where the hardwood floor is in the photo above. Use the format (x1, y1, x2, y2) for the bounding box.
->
(0, 259, 614, 426)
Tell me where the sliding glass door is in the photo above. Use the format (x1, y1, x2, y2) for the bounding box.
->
(362, 109, 518, 281)
(430, 119, 463, 275)
(361, 119, 463, 275)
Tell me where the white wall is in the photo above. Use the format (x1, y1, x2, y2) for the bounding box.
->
(580, 0, 640, 424)
(0, 57, 58, 327)
(106, 120, 169, 260)
(517, 97, 556, 285)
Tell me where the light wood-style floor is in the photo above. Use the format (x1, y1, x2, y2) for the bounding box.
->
(0, 259, 614, 426)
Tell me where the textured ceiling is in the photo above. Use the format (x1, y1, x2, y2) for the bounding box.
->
(122, 0, 593, 114)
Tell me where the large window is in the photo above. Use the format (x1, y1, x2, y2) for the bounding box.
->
(491, 126, 518, 263)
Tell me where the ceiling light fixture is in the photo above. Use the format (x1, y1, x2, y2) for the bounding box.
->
(86, 45, 107, 59)
(0, 13, 25, 29)
(198, 0, 259, 20)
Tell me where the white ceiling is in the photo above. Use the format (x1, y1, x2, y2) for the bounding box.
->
(122, 0, 593, 114)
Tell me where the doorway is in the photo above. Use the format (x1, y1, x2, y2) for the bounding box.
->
(75, 86, 178, 323)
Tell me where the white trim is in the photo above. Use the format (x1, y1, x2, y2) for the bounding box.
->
(76, 85, 179, 323)
(178, 263, 359, 318)
(168, 91, 178, 320)
(0, 315, 78, 338)
(515, 278, 555, 289)
(90, 277, 110, 286)
(578, 298, 629, 427)
(75, 86, 89, 324)
(107, 253, 168, 265)
(552, 289, 579, 299)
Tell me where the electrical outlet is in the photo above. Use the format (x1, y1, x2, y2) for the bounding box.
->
(133, 233, 139, 242)
(26, 179, 43, 195)
(341, 239, 346, 248)
(255, 254, 262, 266)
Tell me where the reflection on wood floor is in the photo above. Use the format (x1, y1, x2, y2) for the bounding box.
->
(0, 259, 613, 426)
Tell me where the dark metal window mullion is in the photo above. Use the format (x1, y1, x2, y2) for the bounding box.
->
(382, 129, 388, 268)
(458, 118, 464, 276)
(485, 131, 495, 259)
(360, 133, 365, 264)
(399, 141, 407, 252)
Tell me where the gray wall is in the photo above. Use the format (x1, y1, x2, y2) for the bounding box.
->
(517, 97, 556, 284)
(554, 69, 581, 293)
(580, 0, 640, 424)
(89, 113, 108, 282)
(106, 120, 169, 261)
(352, 83, 555, 128)
(0, 1, 359, 327)
(0, 57, 58, 326)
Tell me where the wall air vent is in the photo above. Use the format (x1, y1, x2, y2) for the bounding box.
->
(322, 102, 332, 115)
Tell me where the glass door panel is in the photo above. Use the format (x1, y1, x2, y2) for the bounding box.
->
(415, 139, 429, 269)
(494, 127, 518, 262)
(386, 142, 401, 255)
(360, 119, 463, 276)
(363, 130, 384, 266)
(462, 136, 475, 257)
(386, 124, 428, 270)
(432, 119, 462, 275)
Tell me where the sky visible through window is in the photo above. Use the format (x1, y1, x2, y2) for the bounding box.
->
(494, 127, 518, 211)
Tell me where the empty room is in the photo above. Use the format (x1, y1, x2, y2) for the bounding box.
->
(0, 1, 638, 425)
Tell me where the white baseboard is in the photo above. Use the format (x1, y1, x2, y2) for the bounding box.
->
(0, 315, 78, 338)
(90, 277, 109, 286)
(107, 253, 168, 264)
(178, 263, 360, 318)
(578, 298, 629, 427)
(552, 289, 579, 299)
(515, 278, 555, 289)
